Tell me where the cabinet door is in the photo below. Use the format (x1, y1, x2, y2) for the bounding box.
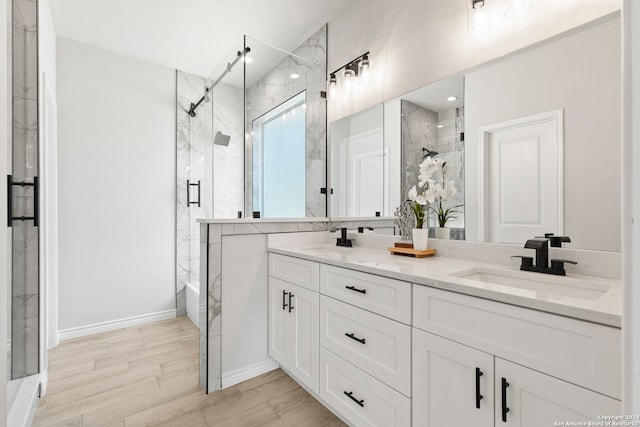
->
(289, 283, 320, 393)
(495, 358, 621, 427)
(268, 277, 289, 367)
(413, 329, 494, 427)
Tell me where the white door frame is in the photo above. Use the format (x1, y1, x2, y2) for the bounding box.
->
(478, 109, 564, 241)
(40, 72, 58, 356)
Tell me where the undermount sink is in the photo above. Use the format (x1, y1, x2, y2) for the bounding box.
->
(449, 267, 611, 301)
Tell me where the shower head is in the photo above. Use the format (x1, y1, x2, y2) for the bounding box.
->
(214, 131, 231, 146)
(422, 147, 439, 158)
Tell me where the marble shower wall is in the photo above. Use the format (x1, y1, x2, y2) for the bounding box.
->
(176, 71, 214, 316)
(10, 0, 39, 379)
(401, 100, 465, 231)
(176, 71, 245, 316)
(245, 25, 327, 218)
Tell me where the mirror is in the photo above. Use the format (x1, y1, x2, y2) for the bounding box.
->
(330, 104, 400, 218)
(330, 14, 620, 252)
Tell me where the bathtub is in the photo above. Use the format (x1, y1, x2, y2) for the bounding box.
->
(186, 282, 199, 328)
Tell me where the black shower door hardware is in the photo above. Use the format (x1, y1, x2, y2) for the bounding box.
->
(186, 180, 201, 207)
(7, 175, 39, 227)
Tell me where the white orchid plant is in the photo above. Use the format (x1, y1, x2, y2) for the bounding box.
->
(408, 156, 461, 228)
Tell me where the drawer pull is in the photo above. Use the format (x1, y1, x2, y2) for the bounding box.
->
(288, 292, 294, 313)
(345, 285, 367, 294)
(345, 332, 366, 344)
(475, 367, 483, 409)
(501, 377, 510, 422)
(282, 290, 288, 310)
(343, 390, 365, 407)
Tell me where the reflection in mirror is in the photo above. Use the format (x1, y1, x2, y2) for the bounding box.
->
(393, 75, 465, 234)
(330, 104, 391, 217)
(244, 26, 327, 218)
(464, 15, 620, 251)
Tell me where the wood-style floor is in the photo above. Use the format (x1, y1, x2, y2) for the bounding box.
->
(33, 316, 346, 427)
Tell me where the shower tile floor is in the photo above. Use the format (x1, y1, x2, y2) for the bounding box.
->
(33, 316, 345, 426)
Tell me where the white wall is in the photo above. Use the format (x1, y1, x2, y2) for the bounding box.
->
(623, 0, 640, 413)
(221, 234, 272, 380)
(57, 37, 176, 330)
(327, 0, 620, 122)
(464, 16, 621, 252)
(1, 0, 10, 422)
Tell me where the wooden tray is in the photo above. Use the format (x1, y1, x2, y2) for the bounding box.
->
(388, 246, 437, 258)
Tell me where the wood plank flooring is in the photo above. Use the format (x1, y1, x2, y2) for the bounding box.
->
(33, 317, 346, 427)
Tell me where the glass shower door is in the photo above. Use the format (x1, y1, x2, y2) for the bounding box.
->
(8, 0, 39, 380)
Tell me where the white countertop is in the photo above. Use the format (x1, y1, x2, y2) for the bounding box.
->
(267, 243, 622, 328)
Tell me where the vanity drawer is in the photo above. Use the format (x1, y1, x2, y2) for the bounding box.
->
(269, 253, 319, 292)
(320, 265, 411, 324)
(413, 285, 621, 399)
(319, 347, 411, 427)
(320, 295, 411, 396)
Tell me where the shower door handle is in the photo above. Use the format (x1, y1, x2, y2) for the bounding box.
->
(186, 180, 201, 207)
(7, 175, 39, 227)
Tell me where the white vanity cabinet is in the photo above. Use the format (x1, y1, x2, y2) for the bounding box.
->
(318, 264, 412, 426)
(412, 329, 494, 427)
(268, 255, 320, 393)
(412, 285, 621, 427)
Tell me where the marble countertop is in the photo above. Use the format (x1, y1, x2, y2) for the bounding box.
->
(267, 243, 622, 328)
(197, 217, 329, 224)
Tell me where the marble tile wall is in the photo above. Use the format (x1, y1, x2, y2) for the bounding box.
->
(177, 71, 245, 317)
(200, 219, 330, 392)
(401, 101, 465, 232)
(176, 71, 213, 316)
(10, 0, 39, 379)
(245, 25, 327, 218)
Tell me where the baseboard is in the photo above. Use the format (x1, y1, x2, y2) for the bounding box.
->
(58, 309, 177, 341)
(221, 359, 280, 389)
(186, 312, 199, 328)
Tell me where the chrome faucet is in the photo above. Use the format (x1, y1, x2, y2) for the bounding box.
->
(512, 235, 576, 276)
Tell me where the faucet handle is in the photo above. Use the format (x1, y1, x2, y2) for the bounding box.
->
(511, 255, 533, 267)
(549, 236, 571, 248)
(535, 233, 571, 248)
(550, 259, 577, 275)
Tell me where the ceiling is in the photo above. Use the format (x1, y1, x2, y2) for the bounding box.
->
(49, 0, 355, 78)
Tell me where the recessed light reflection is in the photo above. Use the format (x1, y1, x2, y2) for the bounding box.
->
(290, 73, 300, 80)
(447, 96, 458, 102)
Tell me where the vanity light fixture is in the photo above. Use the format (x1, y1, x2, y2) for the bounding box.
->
(327, 51, 371, 91)
(344, 63, 356, 78)
(360, 54, 369, 70)
(468, 0, 491, 35)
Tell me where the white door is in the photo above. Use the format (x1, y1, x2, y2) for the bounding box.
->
(289, 283, 319, 393)
(413, 329, 494, 427)
(482, 111, 563, 244)
(268, 278, 289, 367)
(495, 358, 620, 427)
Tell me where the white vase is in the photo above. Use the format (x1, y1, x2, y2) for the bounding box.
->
(412, 228, 429, 250)
(434, 227, 451, 240)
